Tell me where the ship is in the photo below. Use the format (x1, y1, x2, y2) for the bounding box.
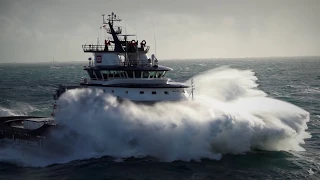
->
(53, 12, 191, 103)
(0, 12, 193, 147)
(0, 116, 56, 147)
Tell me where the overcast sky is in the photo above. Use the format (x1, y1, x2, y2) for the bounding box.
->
(0, 0, 319, 63)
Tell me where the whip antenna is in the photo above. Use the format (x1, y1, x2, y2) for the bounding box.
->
(151, 18, 157, 56)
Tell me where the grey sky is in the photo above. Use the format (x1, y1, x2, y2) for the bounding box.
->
(0, 0, 319, 62)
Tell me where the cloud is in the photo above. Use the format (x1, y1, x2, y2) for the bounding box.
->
(0, 0, 319, 62)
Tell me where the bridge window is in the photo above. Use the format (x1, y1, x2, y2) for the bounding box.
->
(149, 71, 156, 78)
(101, 70, 110, 80)
(106, 70, 113, 78)
(161, 71, 167, 78)
(142, 71, 149, 78)
(140, 91, 144, 94)
(154, 71, 162, 78)
(152, 91, 156, 94)
(123, 71, 128, 78)
(94, 70, 102, 79)
(113, 71, 121, 78)
(119, 70, 168, 79)
(127, 71, 134, 78)
(135, 71, 142, 78)
(119, 71, 127, 78)
(86, 70, 97, 80)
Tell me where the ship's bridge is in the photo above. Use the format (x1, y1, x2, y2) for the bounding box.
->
(83, 65, 172, 81)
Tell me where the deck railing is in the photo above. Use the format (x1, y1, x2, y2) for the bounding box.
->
(82, 45, 150, 53)
(85, 59, 153, 67)
(82, 45, 115, 52)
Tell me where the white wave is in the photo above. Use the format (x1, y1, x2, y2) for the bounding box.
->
(0, 102, 39, 117)
(187, 67, 267, 101)
(0, 106, 20, 116)
(0, 67, 311, 167)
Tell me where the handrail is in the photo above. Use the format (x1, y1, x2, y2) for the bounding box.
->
(82, 45, 115, 52)
(82, 44, 149, 53)
(84, 59, 153, 67)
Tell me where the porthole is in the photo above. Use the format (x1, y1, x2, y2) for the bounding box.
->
(140, 91, 144, 94)
(152, 91, 156, 94)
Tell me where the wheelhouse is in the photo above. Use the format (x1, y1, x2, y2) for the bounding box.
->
(85, 69, 168, 80)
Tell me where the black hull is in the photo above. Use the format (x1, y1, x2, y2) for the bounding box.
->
(0, 116, 56, 147)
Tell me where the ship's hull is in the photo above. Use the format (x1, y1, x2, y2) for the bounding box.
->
(55, 84, 190, 103)
(0, 116, 56, 147)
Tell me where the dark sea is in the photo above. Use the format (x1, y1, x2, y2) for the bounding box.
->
(0, 57, 319, 180)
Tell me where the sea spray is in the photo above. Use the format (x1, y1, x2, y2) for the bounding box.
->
(187, 67, 267, 101)
(0, 67, 311, 167)
(54, 67, 310, 159)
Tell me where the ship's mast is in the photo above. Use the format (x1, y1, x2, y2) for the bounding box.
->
(103, 12, 123, 52)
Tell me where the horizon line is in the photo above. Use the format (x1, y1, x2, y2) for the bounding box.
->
(0, 55, 319, 64)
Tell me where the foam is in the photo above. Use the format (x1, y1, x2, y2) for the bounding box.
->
(0, 67, 311, 167)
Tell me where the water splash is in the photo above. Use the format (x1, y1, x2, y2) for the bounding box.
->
(0, 67, 311, 167)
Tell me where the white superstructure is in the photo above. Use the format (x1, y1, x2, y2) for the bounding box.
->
(54, 12, 190, 103)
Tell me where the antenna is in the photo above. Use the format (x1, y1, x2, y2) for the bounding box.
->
(102, 14, 105, 24)
(134, 24, 139, 61)
(125, 23, 127, 35)
(97, 26, 100, 45)
(151, 18, 157, 56)
(125, 24, 127, 61)
(124, 35, 128, 62)
(119, 34, 135, 63)
(134, 24, 138, 42)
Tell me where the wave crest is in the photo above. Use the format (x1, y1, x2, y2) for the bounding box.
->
(0, 67, 311, 167)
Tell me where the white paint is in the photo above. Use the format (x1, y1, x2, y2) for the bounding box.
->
(81, 78, 189, 102)
(86, 87, 188, 102)
(90, 78, 170, 85)
(139, 53, 149, 61)
(94, 53, 121, 66)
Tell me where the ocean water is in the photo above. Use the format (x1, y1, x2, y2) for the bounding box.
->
(0, 57, 319, 179)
